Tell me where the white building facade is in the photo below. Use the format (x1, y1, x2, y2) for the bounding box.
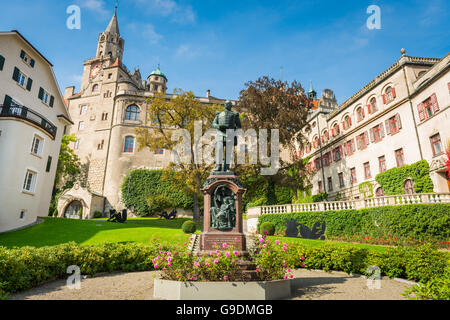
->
(0, 30, 72, 233)
(299, 50, 450, 200)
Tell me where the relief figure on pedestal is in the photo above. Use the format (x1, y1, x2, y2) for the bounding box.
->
(210, 184, 236, 230)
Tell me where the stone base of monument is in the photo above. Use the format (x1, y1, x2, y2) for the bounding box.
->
(153, 278, 291, 300)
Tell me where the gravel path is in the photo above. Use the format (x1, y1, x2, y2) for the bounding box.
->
(9, 269, 412, 300)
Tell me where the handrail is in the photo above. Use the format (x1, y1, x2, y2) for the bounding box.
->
(0, 104, 57, 138)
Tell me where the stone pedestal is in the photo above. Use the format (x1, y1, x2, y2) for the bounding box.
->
(200, 172, 247, 254)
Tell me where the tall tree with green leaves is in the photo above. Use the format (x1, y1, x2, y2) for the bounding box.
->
(54, 134, 81, 190)
(135, 89, 221, 221)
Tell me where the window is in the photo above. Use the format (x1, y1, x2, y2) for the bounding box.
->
(0, 54, 5, 71)
(313, 136, 320, 149)
(38, 88, 54, 107)
(314, 158, 321, 171)
(23, 170, 37, 193)
(78, 121, 85, 131)
(322, 130, 329, 143)
(108, 73, 112, 79)
(404, 179, 414, 194)
(356, 132, 369, 150)
(318, 181, 323, 193)
(101, 112, 108, 121)
(378, 156, 386, 173)
(395, 148, 404, 167)
(385, 114, 402, 135)
(343, 115, 352, 130)
(323, 151, 332, 167)
(46, 156, 52, 172)
(98, 140, 105, 150)
(327, 177, 333, 192)
(344, 139, 355, 156)
(430, 134, 443, 156)
(20, 210, 26, 220)
(331, 123, 340, 137)
(418, 93, 439, 121)
(333, 146, 342, 162)
(92, 84, 99, 93)
(124, 136, 134, 153)
(74, 139, 81, 149)
(350, 168, 357, 184)
(375, 187, 385, 197)
(154, 148, 164, 155)
(368, 97, 377, 114)
(125, 105, 140, 121)
(305, 143, 312, 154)
(370, 123, 385, 143)
(20, 50, 35, 67)
(80, 105, 88, 115)
(31, 135, 44, 156)
(16, 69, 27, 87)
(364, 162, 372, 179)
(383, 86, 396, 104)
(356, 107, 365, 122)
(338, 173, 345, 188)
(153, 85, 159, 91)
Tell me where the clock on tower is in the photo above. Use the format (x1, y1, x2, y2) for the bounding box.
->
(90, 64, 101, 79)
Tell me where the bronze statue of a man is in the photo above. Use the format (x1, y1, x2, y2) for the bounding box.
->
(211, 100, 241, 172)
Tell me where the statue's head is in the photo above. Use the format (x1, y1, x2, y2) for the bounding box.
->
(224, 100, 233, 111)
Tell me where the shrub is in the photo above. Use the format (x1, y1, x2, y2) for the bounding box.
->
(182, 221, 197, 234)
(93, 211, 103, 219)
(147, 195, 174, 214)
(121, 169, 193, 216)
(259, 222, 275, 236)
(312, 193, 328, 202)
(257, 204, 450, 243)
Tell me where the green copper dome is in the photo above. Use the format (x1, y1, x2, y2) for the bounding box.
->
(150, 66, 167, 81)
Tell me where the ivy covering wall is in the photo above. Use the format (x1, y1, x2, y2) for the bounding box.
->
(121, 169, 193, 216)
(375, 160, 434, 195)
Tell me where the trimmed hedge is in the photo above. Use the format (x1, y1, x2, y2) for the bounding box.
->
(121, 169, 193, 216)
(0, 242, 170, 298)
(182, 221, 197, 234)
(257, 204, 450, 242)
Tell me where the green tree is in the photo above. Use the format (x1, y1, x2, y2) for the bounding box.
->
(54, 134, 81, 189)
(135, 89, 221, 221)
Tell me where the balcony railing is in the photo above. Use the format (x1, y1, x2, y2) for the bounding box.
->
(0, 104, 57, 138)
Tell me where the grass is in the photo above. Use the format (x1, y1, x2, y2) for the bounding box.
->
(270, 236, 389, 253)
(0, 217, 202, 248)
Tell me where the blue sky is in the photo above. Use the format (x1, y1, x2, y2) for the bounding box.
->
(1, 0, 449, 103)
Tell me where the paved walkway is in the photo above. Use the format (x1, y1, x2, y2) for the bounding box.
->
(9, 269, 412, 300)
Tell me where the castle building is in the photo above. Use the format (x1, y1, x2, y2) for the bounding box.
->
(0, 30, 72, 232)
(299, 50, 450, 200)
(59, 9, 229, 218)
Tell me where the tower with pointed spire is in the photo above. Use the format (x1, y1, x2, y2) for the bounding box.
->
(96, 3, 124, 62)
(308, 81, 317, 100)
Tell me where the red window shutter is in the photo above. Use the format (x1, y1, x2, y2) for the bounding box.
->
(382, 94, 387, 104)
(380, 123, 385, 138)
(391, 87, 396, 99)
(395, 113, 402, 129)
(369, 128, 375, 143)
(417, 102, 425, 121)
(385, 119, 392, 135)
(348, 117, 352, 127)
(430, 93, 439, 113)
(448, 82, 450, 94)
(342, 121, 346, 130)
(364, 131, 369, 146)
(367, 104, 372, 114)
(361, 107, 365, 118)
(331, 128, 335, 137)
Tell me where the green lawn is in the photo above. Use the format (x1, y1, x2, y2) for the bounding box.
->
(0, 217, 201, 248)
(270, 236, 389, 253)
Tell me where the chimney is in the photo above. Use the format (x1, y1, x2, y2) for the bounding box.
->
(206, 89, 211, 98)
(64, 86, 75, 99)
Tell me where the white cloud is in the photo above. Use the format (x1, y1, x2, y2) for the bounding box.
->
(132, 0, 196, 24)
(76, 0, 109, 16)
(175, 44, 204, 59)
(143, 24, 164, 44)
